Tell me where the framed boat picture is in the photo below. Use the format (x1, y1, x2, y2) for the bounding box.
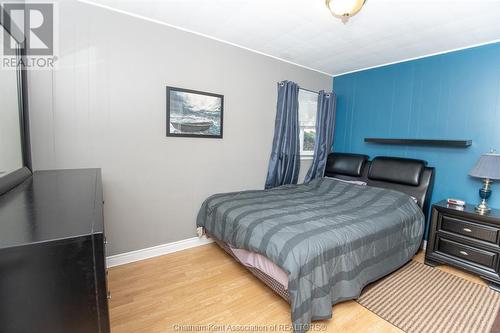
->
(166, 86, 223, 138)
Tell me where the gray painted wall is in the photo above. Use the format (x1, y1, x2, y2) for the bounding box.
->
(28, 1, 331, 255)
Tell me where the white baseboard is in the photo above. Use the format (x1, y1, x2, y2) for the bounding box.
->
(106, 236, 213, 268)
(106, 237, 427, 268)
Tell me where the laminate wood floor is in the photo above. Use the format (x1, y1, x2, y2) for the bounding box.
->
(108, 243, 486, 333)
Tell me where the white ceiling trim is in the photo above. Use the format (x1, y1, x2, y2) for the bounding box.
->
(78, 0, 334, 77)
(334, 38, 500, 77)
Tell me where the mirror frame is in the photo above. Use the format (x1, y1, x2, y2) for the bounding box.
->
(0, 5, 32, 196)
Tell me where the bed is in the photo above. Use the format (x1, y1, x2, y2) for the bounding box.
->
(197, 153, 434, 333)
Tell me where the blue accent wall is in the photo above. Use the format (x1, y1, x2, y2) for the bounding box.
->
(333, 42, 500, 233)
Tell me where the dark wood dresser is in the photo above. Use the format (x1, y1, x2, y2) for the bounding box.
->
(0, 169, 110, 333)
(425, 200, 500, 291)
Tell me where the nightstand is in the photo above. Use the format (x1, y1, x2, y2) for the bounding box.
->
(425, 200, 500, 291)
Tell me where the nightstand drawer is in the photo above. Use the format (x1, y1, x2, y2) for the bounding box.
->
(437, 237, 497, 270)
(440, 215, 500, 244)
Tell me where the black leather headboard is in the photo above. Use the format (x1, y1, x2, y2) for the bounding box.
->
(368, 157, 426, 186)
(325, 152, 369, 177)
(324, 153, 435, 220)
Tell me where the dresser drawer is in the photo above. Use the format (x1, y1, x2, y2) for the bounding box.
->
(440, 215, 500, 244)
(437, 237, 498, 270)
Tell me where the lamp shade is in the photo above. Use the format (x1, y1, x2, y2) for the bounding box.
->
(469, 153, 500, 180)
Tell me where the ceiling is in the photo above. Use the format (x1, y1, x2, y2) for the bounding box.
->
(82, 0, 500, 76)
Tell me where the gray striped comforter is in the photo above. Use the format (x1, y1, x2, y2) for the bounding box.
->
(197, 177, 424, 332)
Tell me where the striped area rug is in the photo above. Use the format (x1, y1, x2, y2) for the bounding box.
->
(357, 260, 500, 333)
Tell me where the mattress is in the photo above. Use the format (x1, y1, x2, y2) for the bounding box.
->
(197, 177, 424, 333)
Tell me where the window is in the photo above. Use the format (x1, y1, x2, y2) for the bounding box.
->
(298, 89, 317, 157)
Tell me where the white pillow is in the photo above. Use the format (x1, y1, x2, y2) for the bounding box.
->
(326, 177, 367, 186)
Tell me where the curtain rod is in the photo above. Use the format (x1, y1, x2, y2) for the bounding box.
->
(277, 81, 321, 95)
(299, 87, 319, 94)
(298, 87, 333, 97)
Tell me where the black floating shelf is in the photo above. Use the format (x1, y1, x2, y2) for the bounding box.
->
(364, 138, 472, 148)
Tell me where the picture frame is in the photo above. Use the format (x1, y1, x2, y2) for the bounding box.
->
(166, 86, 224, 139)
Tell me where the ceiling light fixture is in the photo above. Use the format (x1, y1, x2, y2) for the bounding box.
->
(325, 0, 366, 23)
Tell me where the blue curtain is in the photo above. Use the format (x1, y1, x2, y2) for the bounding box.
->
(304, 91, 336, 182)
(265, 81, 300, 189)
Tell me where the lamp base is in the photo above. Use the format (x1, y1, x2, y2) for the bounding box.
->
(475, 202, 491, 214)
(476, 178, 492, 215)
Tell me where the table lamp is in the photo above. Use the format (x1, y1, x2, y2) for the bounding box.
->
(469, 152, 500, 214)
